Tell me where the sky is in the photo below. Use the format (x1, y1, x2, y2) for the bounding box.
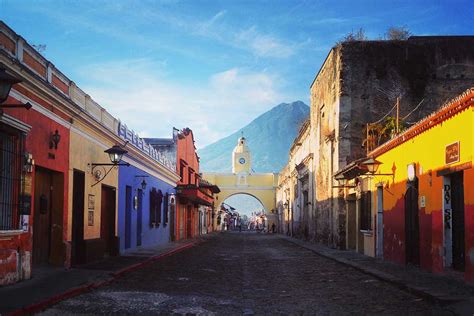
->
(0, 0, 472, 148)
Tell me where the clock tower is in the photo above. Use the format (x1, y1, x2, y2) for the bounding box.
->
(232, 136, 251, 174)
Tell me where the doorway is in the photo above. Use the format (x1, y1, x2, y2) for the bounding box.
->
(124, 185, 132, 249)
(405, 180, 420, 265)
(136, 189, 143, 247)
(33, 167, 64, 266)
(101, 185, 116, 256)
(376, 186, 384, 258)
(170, 196, 176, 241)
(451, 172, 465, 271)
(71, 170, 85, 265)
(346, 194, 357, 251)
(186, 205, 192, 238)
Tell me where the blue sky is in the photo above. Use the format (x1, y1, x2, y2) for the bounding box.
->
(0, 0, 472, 148)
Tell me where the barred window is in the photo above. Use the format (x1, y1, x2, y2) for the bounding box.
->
(163, 193, 169, 225)
(360, 191, 372, 231)
(0, 126, 24, 230)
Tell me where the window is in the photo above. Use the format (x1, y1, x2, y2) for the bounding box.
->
(156, 190, 163, 225)
(0, 127, 24, 230)
(149, 188, 163, 227)
(163, 193, 169, 225)
(179, 162, 185, 181)
(188, 169, 193, 185)
(149, 188, 156, 226)
(360, 191, 372, 231)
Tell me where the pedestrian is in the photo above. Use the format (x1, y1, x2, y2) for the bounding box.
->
(271, 223, 276, 233)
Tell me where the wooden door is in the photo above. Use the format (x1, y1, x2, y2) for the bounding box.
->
(33, 168, 52, 265)
(405, 181, 420, 265)
(451, 172, 465, 271)
(346, 196, 357, 251)
(101, 185, 116, 256)
(71, 170, 85, 265)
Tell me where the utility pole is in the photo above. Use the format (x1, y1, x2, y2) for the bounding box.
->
(396, 97, 400, 135)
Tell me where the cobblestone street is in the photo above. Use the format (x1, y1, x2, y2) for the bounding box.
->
(41, 232, 451, 315)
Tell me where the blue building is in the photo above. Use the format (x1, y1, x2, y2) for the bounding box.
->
(117, 123, 180, 253)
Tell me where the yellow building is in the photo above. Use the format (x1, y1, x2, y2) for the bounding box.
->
(202, 137, 278, 230)
(334, 88, 474, 281)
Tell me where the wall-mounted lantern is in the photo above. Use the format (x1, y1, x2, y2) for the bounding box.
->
(332, 173, 356, 189)
(90, 144, 130, 187)
(360, 157, 394, 177)
(0, 68, 32, 115)
(49, 129, 61, 150)
(134, 175, 149, 191)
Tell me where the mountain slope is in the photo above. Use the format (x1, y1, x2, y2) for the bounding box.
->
(198, 101, 310, 173)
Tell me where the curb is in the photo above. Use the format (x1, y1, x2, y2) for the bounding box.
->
(7, 240, 201, 316)
(281, 237, 465, 306)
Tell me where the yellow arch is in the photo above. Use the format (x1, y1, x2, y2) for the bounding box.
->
(202, 172, 279, 229)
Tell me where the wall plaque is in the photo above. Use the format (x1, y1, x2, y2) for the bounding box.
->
(445, 142, 460, 165)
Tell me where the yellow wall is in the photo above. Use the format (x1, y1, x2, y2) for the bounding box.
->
(67, 122, 119, 241)
(373, 106, 473, 213)
(203, 172, 278, 226)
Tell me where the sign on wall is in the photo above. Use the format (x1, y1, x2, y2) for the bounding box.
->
(445, 142, 460, 165)
(88, 194, 95, 226)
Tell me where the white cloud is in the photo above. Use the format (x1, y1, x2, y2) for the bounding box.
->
(235, 26, 295, 58)
(79, 59, 284, 148)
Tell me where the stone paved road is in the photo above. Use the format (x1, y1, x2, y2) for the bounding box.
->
(42, 232, 451, 315)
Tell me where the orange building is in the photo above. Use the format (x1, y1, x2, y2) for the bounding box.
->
(174, 128, 219, 240)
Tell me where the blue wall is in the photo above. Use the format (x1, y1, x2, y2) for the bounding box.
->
(118, 163, 175, 253)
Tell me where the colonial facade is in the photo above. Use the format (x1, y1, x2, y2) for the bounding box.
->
(276, 119, 314, 238)
(309, 36, 474, 248)
(334, 88, 473, 281)
(0, 21, 184, 286)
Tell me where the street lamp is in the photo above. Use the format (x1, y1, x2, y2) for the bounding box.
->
(0, 68, 21, 103)
(361, 157, 393, 176)
(104, 145, 128, 165)
(332, 173, 356, 188)
(90, 144, 130, 186)
(0, 68, 32, 114)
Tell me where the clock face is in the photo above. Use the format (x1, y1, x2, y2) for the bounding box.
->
(239, 157, 246, 164)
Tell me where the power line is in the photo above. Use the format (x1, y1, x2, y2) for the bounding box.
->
(401, 99, 424, 120)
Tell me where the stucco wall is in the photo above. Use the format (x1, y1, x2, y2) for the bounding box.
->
(68, 126, 118, 242)
(117, 164, 174, 253)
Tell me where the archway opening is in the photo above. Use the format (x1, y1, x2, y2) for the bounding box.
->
(220, 193, 267, 231)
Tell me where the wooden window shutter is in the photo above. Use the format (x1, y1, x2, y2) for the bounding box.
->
(157, 190, 163, 225)
(150, 188, 157, 227)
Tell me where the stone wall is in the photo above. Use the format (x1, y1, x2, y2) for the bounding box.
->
(310, 36, 474, 249)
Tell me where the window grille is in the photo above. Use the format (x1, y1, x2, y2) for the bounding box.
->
(0, 126, 24, 230)
(163, 193, 169, 225)
(360, 191, 372, 231)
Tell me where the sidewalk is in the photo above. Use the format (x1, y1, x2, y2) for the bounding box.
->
(0, 237, 207, 315)
(281, 235, 474, 315)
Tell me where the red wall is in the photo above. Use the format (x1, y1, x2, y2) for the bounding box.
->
(383, 166, 474, 281)
(0, 92, 70, 281)
(175, 128, 200, 239)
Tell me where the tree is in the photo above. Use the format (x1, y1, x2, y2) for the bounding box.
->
(386, 26, 411, 40)
(336, 28, 367, 45)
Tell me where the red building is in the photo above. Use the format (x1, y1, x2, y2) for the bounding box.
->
(174, 128, 219, 240)
(0, 22, 71, 285)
